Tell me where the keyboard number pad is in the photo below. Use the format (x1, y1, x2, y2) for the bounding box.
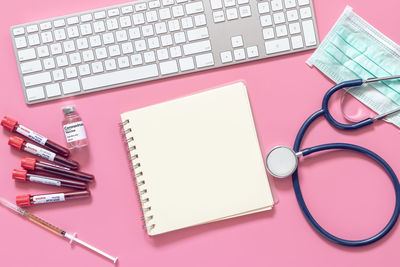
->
(257, 0, 317, 55)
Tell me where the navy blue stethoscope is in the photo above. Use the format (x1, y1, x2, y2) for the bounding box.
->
(265, 76, 400, 246)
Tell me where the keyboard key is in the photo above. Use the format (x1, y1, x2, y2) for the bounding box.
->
(131, 54, 143, 65)
(20, 60, 42, 74)
(81, 65, 159, 90)
(289, 23, 301, 34)
(291, 35, 304, 49)
(103, 33, 114, 44)
(157, 49, 169, 60)
(106, 18, 119, 30)
(52, 69, 64, 81)
(135, 39, 147, 51)
(258, 2, 270, 14)
(108, 8, 120, 17)
(298, 0, 310, 6)
(302, 20, 316, 46)
(28, 34, 40, 46)
(66, 67, 78, 78)
(260, 15, 272, 27)
(276, 25, 288, 37)
(95, 47, 107, 59)
(53, 19, 65, 28)
(63, 40, 75, 52)
(129, 28, 141, 39)
(155, 22, 167, 34)
(149, 0, 161, 9)
(43, 58, 56, 70)
(239, 6, 251, 18)
(284, 0, 296, 8)
(162, 0, 174, 5)
(78, 64, 91, 76)
(122, 5, 134, 14)
(234, 49, 245, 60)
(263, 28, 274, 40)
(92, 62, 104, 73)
(67, 17, 79, 25)
(265, 38, 290, 54)
(81, 14, 93, 22)
(170, 46, 182, 58)
(142, 25, 154, 36)
(220, 51, 232, 63)
(14, 37, 27, 48)
(273, 12, 285, 24)
(41, 32, 53, 43)
(82, 50, 95, 62)
(270, 0, 283, 11)
(187, 27, 209, 41)
(160, 60, 178, 75)
(56, 55, 69, 67)
(118, 56, 130, 68)
(172, 6, 185, 17)
(18, 48, 36, 61)
(195, 53, 214, 68)
(173, 32, 186, 44)
(40, 22, 52, 30)
(62, 80, 81, 94)
(26, 86, 45, 101)
(135, 3, 147, 11)
(213, 11, 225, 23)
(109, 45, 121, 57)
(210, 0, 222, 10)
(90, 35, 102, 47)
(287, 9, 298, 22)
(194, 14, 207, 26)
(247, 46, 259, 58)
(300, 7, 312, 19)
(231, 35, 243, 48)
(161, 34, 173, 46)
(105, 59, 117, 70)
(224, 0, 235, 7)
(159, 8, 171, 20)
(67, 26, 79, 38)
(179, 57, 195, 71)
(183, 40, 212, 55)
(132, 13, 145, 25)
(69, 53, 82, 64)
(181, 17, 193, 29)
(148, 37, 160, 48)
(23, 72, 51, 87)
(45, 84, 61, 97)
(144, 51, 156, 63)
(50, 43, 62, 55)
(26, 25, 38, 33)
(186, 1, 204, 15)
(37, 46, 50, 57)
(94, 11, 106, 19)
(226, 8, 238, 20)
(93, 21, 106, 33)
(80, 24, 92, 35)
(146, 10, 158, 22)
(77, 38, 89, 49)
(13, 27, 25, 36)
(54, 29, 67, 41)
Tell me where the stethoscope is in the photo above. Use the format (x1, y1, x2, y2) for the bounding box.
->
(265, 76, 400, 246)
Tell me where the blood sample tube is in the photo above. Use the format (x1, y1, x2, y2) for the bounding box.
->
(16, 190, 90, 207)
(21, 157, 94, 182)
(8, 136, 79, 170)
(12, 169, 87, 190)
(1, 116, 70, 157)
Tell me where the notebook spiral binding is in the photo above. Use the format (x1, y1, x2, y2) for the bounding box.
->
(119, 119, 155, 232)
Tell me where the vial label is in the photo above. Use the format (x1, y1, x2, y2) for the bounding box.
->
(29, 175, 61, 187)
(32, 193, 65, 204)
(24, 143, 56, 161)
(63, 121, 87, 143)
(16, 125, 48, 145)
(41, 161, 71, 171)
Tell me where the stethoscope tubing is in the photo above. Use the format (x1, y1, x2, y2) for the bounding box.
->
(292, 87, 400, 246)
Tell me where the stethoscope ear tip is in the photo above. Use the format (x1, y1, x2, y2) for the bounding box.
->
(265, 146, 298, 178)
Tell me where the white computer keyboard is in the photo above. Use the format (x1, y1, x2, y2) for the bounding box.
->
(11, 0, 319, 104)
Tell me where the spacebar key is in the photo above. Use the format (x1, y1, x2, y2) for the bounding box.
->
(81, 64, 159, 91)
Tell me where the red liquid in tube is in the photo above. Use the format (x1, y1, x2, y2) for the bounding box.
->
(21, 157, 94, 182)
(1, 116, 70, 157)
(16, 190, 90, 207)
(8, 135, 79, 170)
(13, 169, 87, 190)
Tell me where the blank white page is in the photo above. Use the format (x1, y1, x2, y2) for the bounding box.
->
(121, 82, 274, 235)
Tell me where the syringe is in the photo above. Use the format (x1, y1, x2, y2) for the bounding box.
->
(0, 197, 118, 263)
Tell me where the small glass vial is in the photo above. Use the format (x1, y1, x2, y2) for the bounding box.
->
(62, 106, 88, 149)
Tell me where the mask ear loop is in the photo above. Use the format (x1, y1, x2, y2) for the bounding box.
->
(340, 86, 373, 122)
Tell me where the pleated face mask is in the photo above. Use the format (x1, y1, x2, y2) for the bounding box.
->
(307, 6, 400, 128)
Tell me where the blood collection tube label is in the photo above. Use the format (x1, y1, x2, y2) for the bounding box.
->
(63, 121, 87, 142)
(41, 161, 71, 170)
(29, 175, 61, 187)
(32, 193, 65, 204)
(24, 143, 56, 161)
(16, 125, 48, 146)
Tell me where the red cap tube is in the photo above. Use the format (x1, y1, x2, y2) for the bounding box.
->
(2, 116, 70, 157)
(21, 157, 93, 182)
(13, 169, 87, 190)
(16, 190, 90, 207)
(9, 136, 79, 170)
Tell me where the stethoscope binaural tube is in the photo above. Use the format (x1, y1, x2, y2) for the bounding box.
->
(265, 76, 400, 246)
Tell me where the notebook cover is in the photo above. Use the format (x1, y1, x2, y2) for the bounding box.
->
(121, 82, 274, 235)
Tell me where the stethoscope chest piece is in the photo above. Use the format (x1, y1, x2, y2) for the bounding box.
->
(265, 146, 299, 178)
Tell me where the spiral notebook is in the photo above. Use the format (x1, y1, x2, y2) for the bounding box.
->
(120, 82, 275, 236)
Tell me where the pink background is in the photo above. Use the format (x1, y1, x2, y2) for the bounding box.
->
(1, 0, 399, 266)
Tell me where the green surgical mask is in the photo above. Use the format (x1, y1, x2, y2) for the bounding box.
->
(307, 6, 400, 128)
